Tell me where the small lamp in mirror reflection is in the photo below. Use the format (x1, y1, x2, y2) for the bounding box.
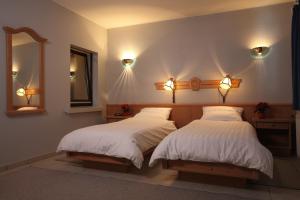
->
(218, 75, 232, 103)
(70, 71, 76, 79)
(250, 46, 270, 59)
(16, 87, 38, 105)
(12, 70, 18, 79)
(164, 78, 176, 103)
(121, 58, 136, 69)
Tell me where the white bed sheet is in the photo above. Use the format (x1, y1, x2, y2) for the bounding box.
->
(149, 120, 273, 178)
(57, 117, 177, 168)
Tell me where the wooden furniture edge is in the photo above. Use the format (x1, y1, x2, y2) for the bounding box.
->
(155, 77, 241, 90)
(66, 147, 156, 168)
(107, 103, 293, 107)
(162, 160, 260, 180)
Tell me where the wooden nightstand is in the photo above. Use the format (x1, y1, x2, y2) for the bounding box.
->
(106, 115, 133, 123)
(252, 118, 294, 156)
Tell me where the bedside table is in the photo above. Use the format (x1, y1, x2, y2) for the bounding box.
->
(252, 118, 294, 156)
(106, 115, 133, 123)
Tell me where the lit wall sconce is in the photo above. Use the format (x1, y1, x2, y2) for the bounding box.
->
(16, 87, 38, 105)
(12, 70, 18, 79)
(164, 78, 176, 103)
(218, 75, 232, 103)
(70, 71, 76, 79)
(121, 58, 136, 69)
(250, 46, 270, 59)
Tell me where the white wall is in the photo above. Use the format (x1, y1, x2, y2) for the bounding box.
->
(0, 0, 107, 167)
(107, 3, 293, 105)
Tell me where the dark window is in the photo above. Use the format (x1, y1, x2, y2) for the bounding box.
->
(70, 46, 93, 107)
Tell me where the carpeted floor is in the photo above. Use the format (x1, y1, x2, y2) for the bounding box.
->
(56, 156, 300, 190)
(257, 158, 300, 189)
(0, 167, 255, 200)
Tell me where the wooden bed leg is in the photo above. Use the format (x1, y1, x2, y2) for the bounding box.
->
(162, 160, 169, 169)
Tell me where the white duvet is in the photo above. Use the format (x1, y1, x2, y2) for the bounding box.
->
(149, 120, 273, 178)
(57, 117, 177, 168)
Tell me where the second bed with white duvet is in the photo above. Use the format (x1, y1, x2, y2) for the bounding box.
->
(149, 119, 273, 178)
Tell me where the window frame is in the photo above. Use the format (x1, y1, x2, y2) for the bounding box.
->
(70, 46, 93, 107)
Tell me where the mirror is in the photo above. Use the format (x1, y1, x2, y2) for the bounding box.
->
(3, 27, 47, 115)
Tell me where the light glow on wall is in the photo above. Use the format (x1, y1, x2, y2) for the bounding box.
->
(121, 51, 136, 60)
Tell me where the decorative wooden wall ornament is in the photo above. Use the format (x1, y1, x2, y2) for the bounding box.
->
(155, 77, 241, 91)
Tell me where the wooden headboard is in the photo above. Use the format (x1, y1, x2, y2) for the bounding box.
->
(107, 104, 294, 128)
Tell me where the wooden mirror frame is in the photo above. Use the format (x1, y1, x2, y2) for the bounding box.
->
(3, 26, 47, 116)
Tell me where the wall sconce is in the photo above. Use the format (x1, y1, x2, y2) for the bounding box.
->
(16, 87, 38, 105)
(250, 46, 270, 59)
(12, 70, 18, 79)
(164, 78, 176, 103)
(218, 75, 232, 103)
(121, 58, 136, 69)
(70, 71, 76, 79)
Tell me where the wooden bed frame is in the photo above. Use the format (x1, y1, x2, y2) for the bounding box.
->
(66, 146, 156, 172)
(162, 159, 260, 185)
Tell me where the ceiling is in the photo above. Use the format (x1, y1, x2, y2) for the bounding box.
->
(53, 0, 293, 29)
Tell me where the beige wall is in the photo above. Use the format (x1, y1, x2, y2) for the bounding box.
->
(0, 0, 107, 167)
(107, 3, 293, 104)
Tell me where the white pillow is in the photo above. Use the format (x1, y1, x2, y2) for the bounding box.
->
(134, 107, 172, 120)
(201, 106, 243, 121)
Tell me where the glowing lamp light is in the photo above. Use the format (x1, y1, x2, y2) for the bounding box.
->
(70, 71, 76, 79)
(163, 78, 176, 103)
(219, 75, 232, 90)
(164, 78, 175, 91)
(121, 58, 135, 68)
(250, 46, 270, 59)
(218, 75, 232, 104)
(16, 88, 38, 105)
(121, 52, 136, 69)
(16, 88, 26, 96)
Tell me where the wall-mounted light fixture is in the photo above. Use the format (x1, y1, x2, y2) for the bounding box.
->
(250, 46, 270, 59)
(16, 87, 38, 105)
(70, 71, 76, 79)
(218, 75, 232, 103)
(12, 70, 18, 79)
(121, 58, 136, 69)
(121, 51, 136, 69)
(164, 78, 176, 103)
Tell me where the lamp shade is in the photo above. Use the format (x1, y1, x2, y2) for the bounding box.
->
(219, 75, 232, 90)
(121, 58, 135, 68)
(164, 78, 175, 91)
(16, 88, 26, 96)
(250, 46, 270, 59)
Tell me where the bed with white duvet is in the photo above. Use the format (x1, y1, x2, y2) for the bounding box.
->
(57, 108, 177, 169)
(149, 106, 273, 178)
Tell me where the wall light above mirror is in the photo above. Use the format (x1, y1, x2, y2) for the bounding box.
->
(3, 26, 47, 116)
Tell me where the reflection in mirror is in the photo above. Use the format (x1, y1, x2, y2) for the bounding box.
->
(3, 26, 47, 115)
(12, 32, 40, 107)
(70, 46, 93, 107)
